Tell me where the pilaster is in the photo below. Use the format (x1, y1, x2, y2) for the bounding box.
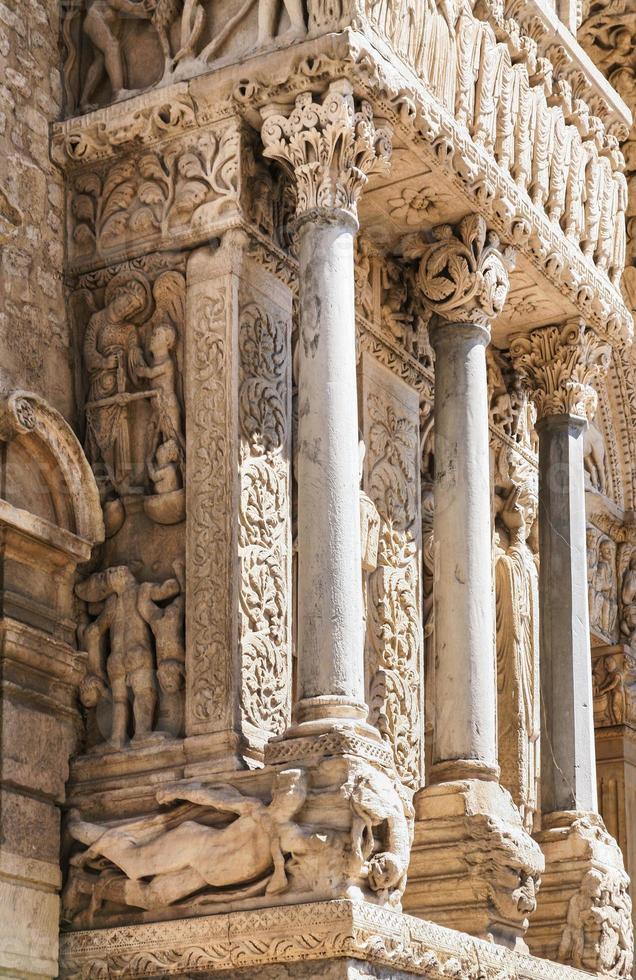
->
(184, 231, 293, 773)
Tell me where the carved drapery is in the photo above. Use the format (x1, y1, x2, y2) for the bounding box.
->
(261, 80, 392, 220)
(510, 320, 611, 422)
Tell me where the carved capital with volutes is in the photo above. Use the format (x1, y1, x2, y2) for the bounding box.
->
(510, 320, 611, 423)
(404, 214, 515, 329)
(261, 80, 392, 222)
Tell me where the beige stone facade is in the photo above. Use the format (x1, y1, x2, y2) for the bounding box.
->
(2, 1, 636, 978)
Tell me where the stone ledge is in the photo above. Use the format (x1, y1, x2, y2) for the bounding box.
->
(60, 899, 590, 980)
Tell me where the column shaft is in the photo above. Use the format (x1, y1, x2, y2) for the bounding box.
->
(537, 414, 597, 813)
(430, 321, 498, 773)
(295, 213, 366, 723)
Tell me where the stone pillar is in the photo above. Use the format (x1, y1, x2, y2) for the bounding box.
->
(511, 321, 634, 975)
(0, 391, 103, 979)
(261, 81, 392, 742)
(403, 215, 544, 951)
(184, 231, 294, 773)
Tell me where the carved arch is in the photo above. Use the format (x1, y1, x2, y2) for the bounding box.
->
(0, 389, 104, 544)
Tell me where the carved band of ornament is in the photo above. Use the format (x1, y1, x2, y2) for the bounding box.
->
(404, 214, 514, 327)
(265, 729, 394, 769)
(261, 80, 392, 220)
(187, 288, 230, 730)
(510, 320, 611, 422)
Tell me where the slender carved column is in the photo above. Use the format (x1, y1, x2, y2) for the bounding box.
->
(511, 322, 634, 975)
(404, 216, 544, 951)
(261, 81, 391, 735)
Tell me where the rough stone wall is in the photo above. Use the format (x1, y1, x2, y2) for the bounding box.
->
(0, 0, 72, 420)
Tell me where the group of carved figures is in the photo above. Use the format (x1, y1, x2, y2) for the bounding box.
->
(65, 0, 306, 112)
(80, 269, 186, 530)
(65, 2, 628, 287)
(77, 561, 185, 749)
(588, 533, 636, 649)
(371, 0, 628, 286)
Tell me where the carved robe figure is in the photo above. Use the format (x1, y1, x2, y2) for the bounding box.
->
(620, 553, 636, 645)
(595, 151, 615, 272)
(592, 539, 618, 639)
(495, 479, 540, 833)
(558, 869, 633, 978)
(455, 3, 480, 129)
(529, 72, 551, 209)
(472, 21, 498, 151)
(547, 108, 569, 224)
(610, 166, 628, 288)
(511, 65, 532, 190)
(425, 0, 458, 112)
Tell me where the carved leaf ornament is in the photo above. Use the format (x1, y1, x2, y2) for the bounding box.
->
(262, 82, 392, 217)
(408, 214, 514, 325)
(510, 321, 611, 422)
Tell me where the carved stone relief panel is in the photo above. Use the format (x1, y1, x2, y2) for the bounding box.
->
(71, 256, 188, 756)
(587, 526, 619, 647)
(185, 234, 292, 767)
(61, 757, 413, 929)
(360, 353, 423, 789)
(62, 0, 309, 114)
(61, 114, 245, 273)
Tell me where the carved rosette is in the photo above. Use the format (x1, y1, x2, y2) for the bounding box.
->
(405, 214, 515, 328)
(261, 80, 392, 220)
(510, 321, 611, 422)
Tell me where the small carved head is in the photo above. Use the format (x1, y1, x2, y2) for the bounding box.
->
(599, 539, 614, 561)
(156, 438, 179, 467)
(106, 565, 135, 594)
(149, 320, 177, 356)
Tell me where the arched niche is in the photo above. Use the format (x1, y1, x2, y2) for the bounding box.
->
(0, 389, 104, 545)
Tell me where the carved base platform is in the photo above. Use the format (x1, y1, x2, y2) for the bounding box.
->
(404, 778, 544, 950)
(527, 811, 633, 976)
(59, 898, 594, 979)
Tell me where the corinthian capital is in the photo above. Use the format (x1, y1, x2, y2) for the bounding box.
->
(404, 214, 515, 328)
(261, 80, 392, 221)
(510, 320, 611, 422)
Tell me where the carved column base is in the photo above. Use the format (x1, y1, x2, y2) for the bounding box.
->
(526, 811, 633, 977)
(59, 897, 597, 980)
(404, 778, 544, 952)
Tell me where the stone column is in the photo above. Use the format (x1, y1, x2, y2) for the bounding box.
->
(261, 81, 392, 740)
(403, 215, 544, 951)
(511, 321, 633, 974)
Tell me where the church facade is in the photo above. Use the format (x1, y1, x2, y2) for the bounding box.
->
(1, 1, 636, 977)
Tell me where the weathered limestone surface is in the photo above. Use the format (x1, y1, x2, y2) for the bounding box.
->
(3, 0, 636, 978)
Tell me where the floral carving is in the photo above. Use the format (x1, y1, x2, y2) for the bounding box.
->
(69, 126, 240, 268)
(365, 390, 422, 788)
(261, 80, 392, 218)
(238, 303, 291, 737)
(404, 214, 515, 326)
(510, 320, 611, 422)
(186, 288, 229, 730)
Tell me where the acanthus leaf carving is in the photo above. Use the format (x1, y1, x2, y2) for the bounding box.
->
(404, 214, 515, 326)
(261, 80, 392, 219)
(238, 301, 291, 737)
(510, 319, 611, 422)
